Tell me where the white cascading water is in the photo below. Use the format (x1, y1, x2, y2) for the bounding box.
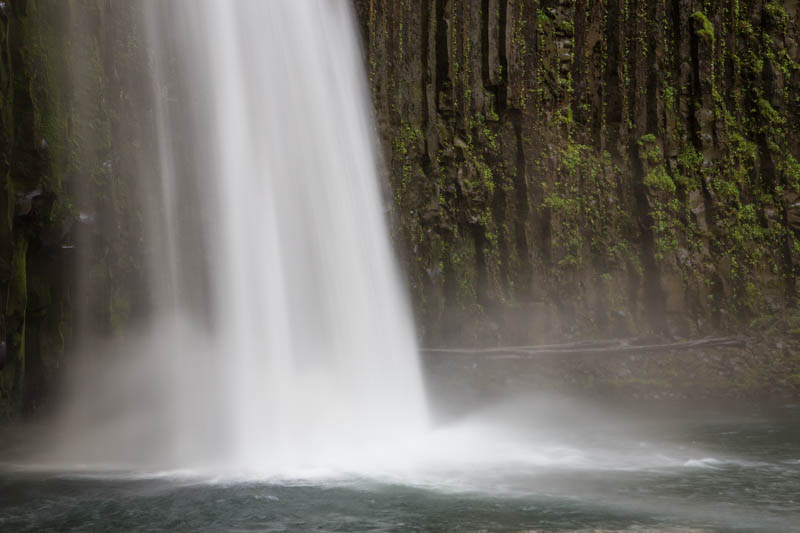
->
(197, 1, 430, 472)
(52, 1, 428, 475)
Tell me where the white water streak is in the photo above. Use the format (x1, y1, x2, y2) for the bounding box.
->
(54, 1, 428, 475)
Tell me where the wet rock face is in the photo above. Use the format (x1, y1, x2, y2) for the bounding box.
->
(1, 0, 151, 418)
(356, 0, 800, 346)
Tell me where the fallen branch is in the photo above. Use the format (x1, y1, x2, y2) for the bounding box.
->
(420, 336, 749, 359)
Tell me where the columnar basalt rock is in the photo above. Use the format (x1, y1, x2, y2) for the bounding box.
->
(355, 0, 800, 347)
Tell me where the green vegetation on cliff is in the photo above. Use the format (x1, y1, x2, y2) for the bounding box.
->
(355, 0, 800, 346)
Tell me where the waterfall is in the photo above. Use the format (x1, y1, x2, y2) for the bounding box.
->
(53, 0, 428, 475)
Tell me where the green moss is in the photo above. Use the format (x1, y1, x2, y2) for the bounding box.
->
(664, 85, 677, 112)
(674, 144, 703, 190)
(728, 131, 758, 163)
(691, 11, 715, 44)
(543, 192, 578, 212)
(536, 9, 551, 28)
(644, 165, 681, 263)
(556, 19, 574, 36)
(480, 126, 497, 151)
(644, 166, 676, 194)
(764, 1, 789, 31)
(783, 155, 800, 194)
(560, 143, 591, 175)
(757, 98, 784, 125)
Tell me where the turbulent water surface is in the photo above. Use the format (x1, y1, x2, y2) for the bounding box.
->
(2, 402, 798, 532)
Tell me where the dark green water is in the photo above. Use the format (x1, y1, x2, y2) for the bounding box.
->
(1, 402, 798, 532)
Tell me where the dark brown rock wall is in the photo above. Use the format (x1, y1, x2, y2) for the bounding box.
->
(0, 0, 152, 417)
(355, 0, 800, 346)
